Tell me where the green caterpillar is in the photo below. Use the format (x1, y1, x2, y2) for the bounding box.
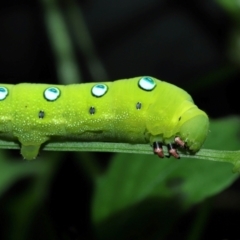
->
(0, 76, 209, 160)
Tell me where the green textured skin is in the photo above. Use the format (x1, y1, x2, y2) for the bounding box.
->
(0, 76, 209, 160)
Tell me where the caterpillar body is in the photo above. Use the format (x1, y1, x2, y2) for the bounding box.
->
(0, 76, 209, 160)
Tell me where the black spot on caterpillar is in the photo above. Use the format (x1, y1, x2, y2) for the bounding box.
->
(38, 110, 45, 119)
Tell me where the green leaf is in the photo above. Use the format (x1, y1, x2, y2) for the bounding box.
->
(216, 0, 240, 22)
(0, 151, 60, 240)
(91, 116, 240, 239)
(6, 155, 60, 240)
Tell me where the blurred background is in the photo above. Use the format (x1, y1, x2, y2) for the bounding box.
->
(0, 0, 240, 239)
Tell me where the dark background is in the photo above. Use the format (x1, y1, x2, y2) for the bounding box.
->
(0, 0, 240, 239)
(0, 0, 239, 116)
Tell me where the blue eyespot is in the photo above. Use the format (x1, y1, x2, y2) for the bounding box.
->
(91, 84, 108, 97)
(44, 87, 61, 101)
(138, 77, 156, 91)
(0, 87, 8, 100)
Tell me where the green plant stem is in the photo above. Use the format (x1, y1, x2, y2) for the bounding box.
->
(40, 0, 81, 84)
(1, 140, 240, 172)
(65, 0, 108, 81)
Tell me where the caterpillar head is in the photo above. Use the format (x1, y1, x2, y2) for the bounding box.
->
(178, 108, 209, 152)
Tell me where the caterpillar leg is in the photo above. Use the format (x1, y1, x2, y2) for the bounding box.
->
(153, 141, 180, 159)
(21, 144, 41, 160)
(153, 142, 164, 158)
(174, 136, 185, 148)
(167, 143, 180, 159)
